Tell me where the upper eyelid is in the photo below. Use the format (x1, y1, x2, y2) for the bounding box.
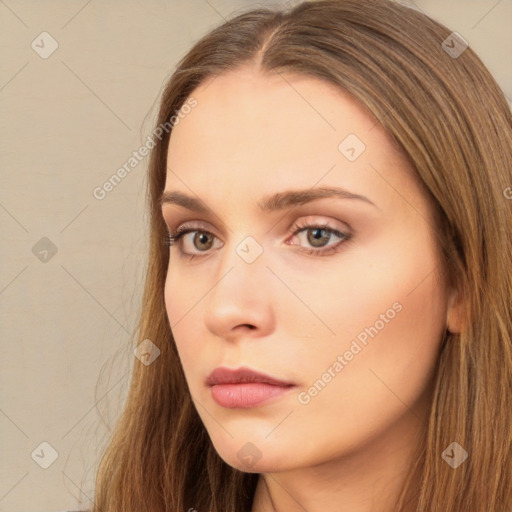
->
(166, 215, 351, 234)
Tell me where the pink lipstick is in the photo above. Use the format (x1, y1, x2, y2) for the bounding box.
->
(206, 366, 296, 408)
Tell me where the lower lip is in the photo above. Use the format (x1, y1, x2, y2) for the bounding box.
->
(209, 383, 295, 408)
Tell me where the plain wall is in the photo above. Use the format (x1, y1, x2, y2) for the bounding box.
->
(1, 1, 510, 511)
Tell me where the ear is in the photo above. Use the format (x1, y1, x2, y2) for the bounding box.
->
(446, 286, 465, 334)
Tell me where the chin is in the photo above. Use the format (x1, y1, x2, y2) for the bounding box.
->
(210, 438, 290, 473)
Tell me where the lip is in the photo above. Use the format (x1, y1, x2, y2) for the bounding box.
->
(206, 366, 294, 386)
(206, 366, 296, 408)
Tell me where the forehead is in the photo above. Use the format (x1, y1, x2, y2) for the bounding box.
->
(168, 66, 383, 153)
(164, 66, 420, 214)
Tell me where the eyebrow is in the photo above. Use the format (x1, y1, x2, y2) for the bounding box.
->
(160, 185, 377, 213)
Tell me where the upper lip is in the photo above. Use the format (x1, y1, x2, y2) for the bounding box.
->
(206, 366, 295, 387)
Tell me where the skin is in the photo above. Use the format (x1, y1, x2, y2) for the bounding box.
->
(162, 65, 463, 512)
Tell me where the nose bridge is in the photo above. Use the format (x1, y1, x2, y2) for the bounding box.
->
(203, 232, 272, 334)
(212, 232, 268, 304)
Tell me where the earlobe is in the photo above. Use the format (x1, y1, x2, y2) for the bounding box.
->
(446, 287, 465, 334)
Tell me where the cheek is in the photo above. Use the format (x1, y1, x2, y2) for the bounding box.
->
(320, 219, 447, 346)
(291, 234, 448, 428)
(351, 270, 447, 383)
(305, 273, 445, 443)
(164, 265, 204, 372)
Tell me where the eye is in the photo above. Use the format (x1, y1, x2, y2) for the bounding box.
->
(287, 218, 351, 257)
(165, 218, 351, 260)
(166, 226, 222, 260)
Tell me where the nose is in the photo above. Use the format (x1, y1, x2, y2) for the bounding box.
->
(203, 239, 275, 341)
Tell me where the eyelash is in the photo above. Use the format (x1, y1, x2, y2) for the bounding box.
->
(165, 219, 351, 261)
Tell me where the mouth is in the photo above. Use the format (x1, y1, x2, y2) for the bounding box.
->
(206, 366, 297, 408)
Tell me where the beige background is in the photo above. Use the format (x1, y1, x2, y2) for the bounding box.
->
(0, 1, 510, 511)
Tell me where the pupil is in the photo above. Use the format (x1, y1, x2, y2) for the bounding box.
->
(195, 232, 212, 250)
(309, 228, 329, 247)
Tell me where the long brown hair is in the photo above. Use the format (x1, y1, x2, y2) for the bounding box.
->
(92, 1, 512, 510)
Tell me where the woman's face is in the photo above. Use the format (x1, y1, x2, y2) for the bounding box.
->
(162, 66, 457, 473)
